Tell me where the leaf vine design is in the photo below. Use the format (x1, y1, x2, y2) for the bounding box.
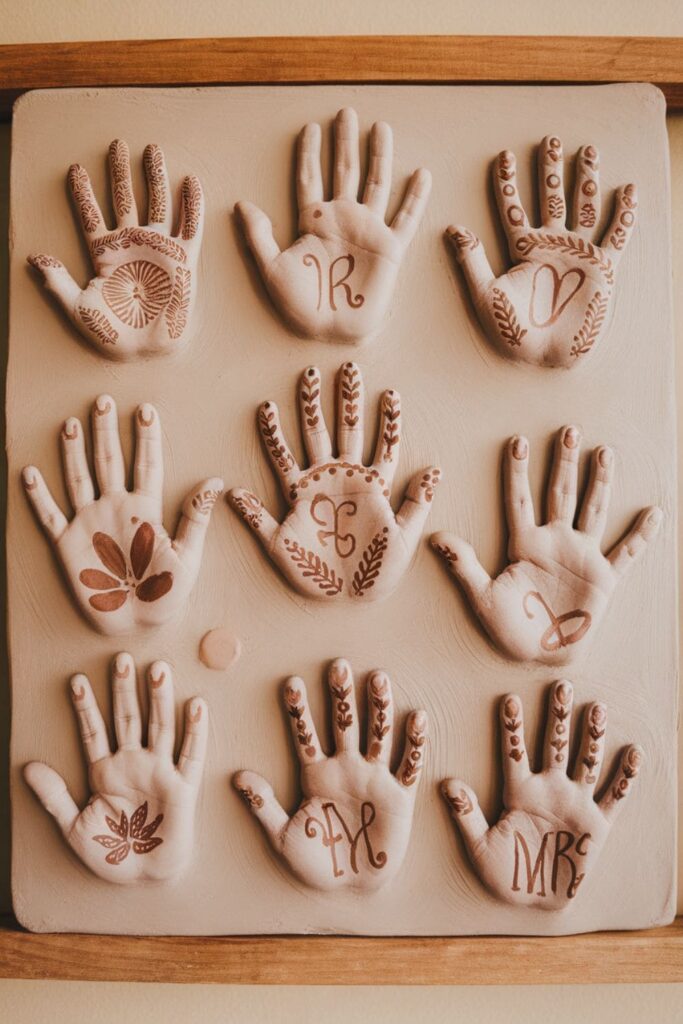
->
(165, 266, 192, 339)
(515, 232, 614, 286)
(78, 307, 119, 347)
(92, 801, 163, 865)
(89, 227, 187, 263)
(570, 291, 608, 357)
(259, 406, 295, 473)
(492, 288, 527, 347)
(352, 528, 389, 596)
(283, 539, 343, 595)
(285, 688, 316, 757)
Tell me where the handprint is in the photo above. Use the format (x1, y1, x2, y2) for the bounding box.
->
(23, 395, 223, 635)
(236, 107, 431, 342)
(442, 682, 642, 910)
(28, 140, 203, 360)
(228, 362, 441, 601)
(431, 425, 661, 664)
(447, 137, 637, 367)
(24, 655, 208, 885)
(234, 659, 427, 892)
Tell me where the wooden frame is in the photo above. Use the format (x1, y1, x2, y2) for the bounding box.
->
(1, 33, 681, 985)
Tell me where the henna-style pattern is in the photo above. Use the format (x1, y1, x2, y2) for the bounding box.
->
(78, 307, 119, 347)
(289, 462, 390, 503)
(190, 486, 222, 516)
(181, 176, 202, 241)
(109, 140, 134, 217)
(300, 369, 321, 428)
(608, 184, 638, 252)
(547, 195, 565, 220)
(613, 746, 642, 801)
(28, 253, 64, 270)
(237, 784, 264, 810)
(369, 674, 391, 755)
(449, 228, 480, 254)
(329, 662, 353, 731)
(549, 682, 572, 764)
(68, 165, 100, 233)
(380, 391, 400, 462)
(352, 528, 389, 597)
(515, 233, 614, 286)
(283, 539, 343, 595)
(165, 267, 192, 340)
(420, 468, 441, 502)
(259, 405, 295, 474)
(492, 288, 527, 347)
(503, 697, 524, 762)
(231, 491, 264, 529)
(582, 704, 606, 783)
(444, 788, 473, 816)
(102, 260, 172, 329)
(341, 363, 360, 428)
(401, 715, 426, 786)
(92, 800, 163, 865)
(89, 227, 186, 263)
(570, 291, 608, 357)
(529, 264, 585, 328)
(285, 688, 317, 757)
(79, 524, 173, 611)
(144, 144, 167, 223)
(579, 203, 597, 229)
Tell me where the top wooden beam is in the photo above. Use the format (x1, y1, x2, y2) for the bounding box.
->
(0, 35, 682, 120)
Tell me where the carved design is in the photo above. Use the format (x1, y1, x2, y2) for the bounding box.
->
(529, 264, 585, 328)
(285, 688, 316, 757)
(503, 697, 524, 762)
(446, 789, 473, 816)
(90, 227, 186, 263)
(144, 144, 167, 223)
(341, 363, 360, 427)
(181, 176, 202, 240)
(579, 203, 597, 228)
(570, 291, 608, 357)
(109, 140, 133, 216)
(92, 801, 163, 865)
(28, 253, 64, 270)
(329, 663, 353, 731)
(283, 539, 343, 595)
(523, 591, 592, 653)
(369, 675, 391, 756)
(492, 288, 527, 347)
(515, 232, 614, 286)
(78, 307, 119, 347)
(259, 405, 295, 473)
(191, 486, 221, 516)
(165, 267, 192, 339)
(102, 260, 172, 328)
(237, 785, 264, 810)
(420, 469, 441, 502)
(352, 528, 389, 597)
(305, 802, 387, 878)
(310, 494, 357, 558)
(401, 715, 426, 786)
(232, 491, 264, 529)
(450, 228, 479, 253)
(68, 165, 100, 232)
(79, 523, 173, 611)
(291, 462, 389, 503)
(300, 370, 321, 428)
(380, 392, 400, 461)
(547, 195, 565, 220)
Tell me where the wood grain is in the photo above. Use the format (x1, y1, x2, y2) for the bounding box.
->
(1, 915, 681, 984)
(0, 36, 683, 120)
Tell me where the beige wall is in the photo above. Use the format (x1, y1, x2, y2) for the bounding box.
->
(0, 0, 681, 1020)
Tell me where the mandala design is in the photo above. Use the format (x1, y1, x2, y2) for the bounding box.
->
(102, 259, 172, 329)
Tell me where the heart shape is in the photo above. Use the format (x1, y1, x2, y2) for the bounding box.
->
(529, 263, 585, 328)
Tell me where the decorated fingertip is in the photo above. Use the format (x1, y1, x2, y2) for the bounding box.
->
(441, 779, 475, 816)
(28, 253, 64, 273)
(60, 417, 80, 442)
(227, 487, 264, 527)
(419, 467, 442, 503)
(430, 532, 458, 565)
(113, 652, 133, 680)
(93, 394, 115, 418)
(70, 674, 88, 702)
(187, 697, 206, 724)
(136, 403, 157, 428)
(185, 479, 224, 519)
(643, 506, 664, 534)
(597, 445, 613, 469)
(543, 134, 563, 159)
(148, 661, 169, 689)
(582, 144, 600, 169)
(22, 466, 39, 489)
(446, 225, 480, 258)
(233, 770, 266, 810)
(510, 435, 528, 460)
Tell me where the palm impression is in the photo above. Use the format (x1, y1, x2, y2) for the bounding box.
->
(28, 139, 203, 360)
(236, 107, 431, 342)
(228, 362, 441, 602)
(432, 425, 661, 665)
(234, 659, 428, 892)
(24, 655, 208, 885)
(443, 682, 643, 911)
(23, 395, 222, 636)
(447, 136, 637, 368)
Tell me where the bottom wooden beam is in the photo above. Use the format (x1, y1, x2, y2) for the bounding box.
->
(0, 916, 681, 985)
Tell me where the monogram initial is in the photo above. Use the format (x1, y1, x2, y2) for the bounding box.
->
(523, 591, 592, 652)
(304, 801, 387, 878)
(310, 493, 357, 558)
(303, 253, 365, 311)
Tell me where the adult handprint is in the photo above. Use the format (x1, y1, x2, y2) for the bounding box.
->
(24, 654, 208, 885)
(234, 659, 427, 892)
(442, 682, 642, 910)
(432, 425, 661, 665)
(23, 395, 223, 635)
(228, 362, 441, 601)
(448, 136, 637, 367)
(28, 140, 203, 360)
(236, 107, 431, 342)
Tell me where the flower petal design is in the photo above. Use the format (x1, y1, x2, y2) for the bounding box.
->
(129, 801, 148, 839)
(130, 522, 155, 580)
(79, 569, 121, 591)
(105, 841, 131, 865)
(136, 571, 173, 603)
(132, 837, 163, 855)
(92, 532, 127, 579)
(89, 590, 128, 612)
(93, 834, 123, 849)
(139, 813, 164, 840)
(105, 812, 128, 838)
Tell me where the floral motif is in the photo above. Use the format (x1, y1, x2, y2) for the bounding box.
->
(102, 259, 172, 328)
(79, 522, 173, 612)
(92, 801, 163, 865)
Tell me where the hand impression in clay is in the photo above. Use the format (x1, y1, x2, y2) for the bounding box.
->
(447, 136, 636, 368)
(24, 655, 207, 885)
(442, 682, 643, 910)
(28, 140, 203, 360)
(236, 107, 431, 342)
(228, 362, 441, 601)
(22, 395, 223, 636)
(431, 425, 661, 665)
(234, 659, 427, 892)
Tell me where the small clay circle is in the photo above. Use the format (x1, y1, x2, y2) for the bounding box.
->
(199, 628, 241, 672)
(546, 174, 561, 189)
(582, 180, 598, 197)
(502, 183, 515, 197)
(507, 205, 525, 226)
(549, 137, 561, 150)
(620, 211, 634, 227)
(313, 209, 322, 218)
